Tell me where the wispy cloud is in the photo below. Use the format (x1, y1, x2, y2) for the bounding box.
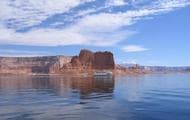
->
(0, 0, 92, 29)
(0, 0, 189, 46)
(106, 0, 128, 6)
(122, 45, 149, 52)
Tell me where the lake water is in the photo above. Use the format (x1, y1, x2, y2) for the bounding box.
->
(0, 74, 190, 120)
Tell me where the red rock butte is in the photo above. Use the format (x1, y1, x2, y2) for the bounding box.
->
(70, 49, 115, 70)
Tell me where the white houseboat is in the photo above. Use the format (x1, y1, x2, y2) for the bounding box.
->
(93, 71, 113, 78)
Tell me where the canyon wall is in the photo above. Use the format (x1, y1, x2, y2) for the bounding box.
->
(0, 49, 115, 75)
(0, 56, 71, 74)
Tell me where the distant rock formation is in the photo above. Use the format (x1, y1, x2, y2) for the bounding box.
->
(2, 49, 189, 75)
(0, 49, 115, 75)
(79, 49, 94, 66)
(71, 56, 82, 67)
(93, 51, 115, 69)
(0, 56, 71, 75)
(68, 49, 115, 70)
(117, 63, 190, 74)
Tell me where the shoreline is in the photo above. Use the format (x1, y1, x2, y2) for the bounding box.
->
(1, 70, 190, 77)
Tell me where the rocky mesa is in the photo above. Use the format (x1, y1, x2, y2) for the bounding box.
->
(70, 49, 115, 70)
(0, 49, 115, 75)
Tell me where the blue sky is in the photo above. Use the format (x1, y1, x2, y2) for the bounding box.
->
(0, 0, 190, 66)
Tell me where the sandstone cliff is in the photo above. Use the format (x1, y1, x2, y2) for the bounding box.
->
(0, 56, 71, 75)
(0, 49, 115, 75)
(64, 49, 115, 70)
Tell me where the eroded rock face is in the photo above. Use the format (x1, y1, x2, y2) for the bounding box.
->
(79, 49, 94, 66)
(93, 51, 115, 69)
(71, 56, 81, 67)
(69, 49, 115, 70)
(0, 56, 71, 74)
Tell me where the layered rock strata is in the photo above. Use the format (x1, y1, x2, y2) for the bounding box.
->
(0, 49, 115, 75)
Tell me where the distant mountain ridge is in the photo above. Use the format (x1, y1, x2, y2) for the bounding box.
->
(119, 63, 190, 73)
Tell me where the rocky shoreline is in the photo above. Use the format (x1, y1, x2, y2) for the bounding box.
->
(1, 49, 189, 76)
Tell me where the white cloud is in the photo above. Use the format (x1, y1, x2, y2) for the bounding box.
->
(0, 0, 93, 29)
(107, 0, 128, 6)
(122, 45, 149, 52)
(0, 0, 189, 47)
(0, 25, 136, 46)
(155, 0, 190, 9)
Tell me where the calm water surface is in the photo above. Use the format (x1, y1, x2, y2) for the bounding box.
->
(0, 74, 190, 120)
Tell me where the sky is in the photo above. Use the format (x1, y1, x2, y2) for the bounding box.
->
(0, 0, 190, 66)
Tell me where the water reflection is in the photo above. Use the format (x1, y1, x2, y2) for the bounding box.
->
(0, 75, 115, 98)
(1, 74, 190, 120)
(0, 75, 115, 119)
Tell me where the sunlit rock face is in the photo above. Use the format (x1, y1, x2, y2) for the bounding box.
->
(0, 49, 115, 75)
(49, 56, 72, 73)
(0, 57, 56, 74)
(0, 56, 72, 74)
